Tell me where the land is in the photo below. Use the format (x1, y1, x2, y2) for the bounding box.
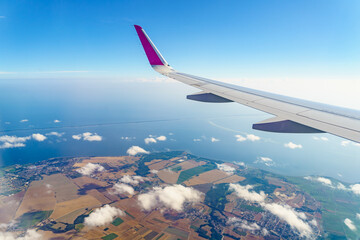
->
(0, 151, 359, 239)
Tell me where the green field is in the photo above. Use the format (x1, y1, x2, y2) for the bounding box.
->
(170, 165, 182, 172)
(177, 163, 216, 184)
(102, 233, 118, 240)
(16, 210, 53, 229)
(111, 217, 124, 226)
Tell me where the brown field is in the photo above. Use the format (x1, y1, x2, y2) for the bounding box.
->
(214, 175, 245, 184)
(145, 159, 163, 166)
(72, 176, 108, 188)
(148, 160, 176, 171)
(50, 195, 102, 220)
(15, 179, 56, 218)
(0, 191, 25, 223)
(86, 189, 112, 205)
(184, 169, 230, 186)
(42, 174, 80, 203)
(175, 160, 205, 171)
(157, 169, 180, 184)
(113, 198, 147, 220)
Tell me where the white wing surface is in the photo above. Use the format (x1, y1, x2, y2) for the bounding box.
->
(134, 25, 360, 143)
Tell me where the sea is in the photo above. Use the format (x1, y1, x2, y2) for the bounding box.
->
(0, 78, 359, 182)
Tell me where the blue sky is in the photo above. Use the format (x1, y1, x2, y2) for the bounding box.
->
(0, 0, 359, 107)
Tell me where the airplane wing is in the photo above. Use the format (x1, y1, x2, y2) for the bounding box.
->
(134, 25, 360, 143)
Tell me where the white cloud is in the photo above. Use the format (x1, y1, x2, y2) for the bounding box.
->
(229, 184, 266, 203)
(120, 175, 146, 185)
(227, 217, 260, 231)
(255, 157, 274, 166)
(229, 183, 313, 238)
(234, 161, 245, 167)
(126, 146, 149, 156)
(0, 135, 31, 149)
(150, 169, 159, 174)
(350, 184, 360, 195)
(316, 177, 332, 186)
(138, 185, 202, 212)
(20, 119, 28, 123)
(193, 138, 202, 142)
(284, 142, 303, 149)
(247, 134, 261, 141)
(0, 229, 42, 240)
(313, 136, 328, 141)
(84, 205, 125, 227)
(54, 119, 61, 123)
(341, 140, 350, 146)
(32, 133, 47, 142)
(72, 132, 102, 141)
(121, 136, 135, 140)
(235, 134, 261, 142)
(337, 183, 347, 190)
(356, 213, 360, 220)
(235, 134, 247, 142)
(156, 136, 167, 141)
(216, 163, 235, 174)
(112, 183, 134, 195)
(144, 137, 157, 144)
(344, 218, 356, 231)
(76, 163, 104, 176)
(211, 137, 219, 142)
(46, 132, 64, 137)
(263, 203, 312, 237)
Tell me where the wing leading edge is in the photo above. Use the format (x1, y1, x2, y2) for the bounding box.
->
(134, 25, 360, 143)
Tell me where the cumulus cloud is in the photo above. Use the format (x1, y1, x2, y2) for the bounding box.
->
(46, 132, 64, 137)
(20, 119, 28, 123)
(284, 142, 303, 149)
(341, 140, 360, 147)
(255, 157, 274, 166)
(211, 137, 219, 142)
(227, 217, 260, 231)
(356, 213, 360, 220)
(76, 163, 105, 176)
(344, 218, 356, 231)
(234, 161, 245, 167)
(235, 134, 261, 142)
(126, 146, 149, 156)
(316, 177, 332, 186)
(150, 169, 159, 174)
(32, 133, 47, 142)
(0, 135, 31, 149)
(54, 119, 61, 123)
(112, 183, 134, 195)
(84, 205, 125, 227)
(350, 184, 360, 195)
(229, 183, 313, 238)
(138, 185, 202, 212)
(313, 136, 329, 141)
(0, 229, 42, 240)
(72, 132, 102, 141)
(145, 137, 157, 144)
(247, 134, 261, 141)
(120, 175, 146, 185)
(229, 184, 266, 203)
(156, 136, 167, 141)
(193, 138, 202, 142)
(216, 163, 236, 174)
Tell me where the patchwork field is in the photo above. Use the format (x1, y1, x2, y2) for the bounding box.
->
(42, 174, 80, 203)
(157, 169, 180, 184)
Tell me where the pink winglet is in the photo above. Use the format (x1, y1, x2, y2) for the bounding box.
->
(134, 25, 164, 66)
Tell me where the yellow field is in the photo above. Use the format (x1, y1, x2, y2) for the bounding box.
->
(15, 179, 56, 218)
(183, 169, 230, 186)
(214, 175, 245, 184)
(42, 174, 80, 203)
(72, 176, 108, 188)
(50, 195, 102, 220)
(0, 191, 24, 223)
(148, 160, 176, 171)
(157, 169, 180, 184)
(175, 159, 205, 170)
